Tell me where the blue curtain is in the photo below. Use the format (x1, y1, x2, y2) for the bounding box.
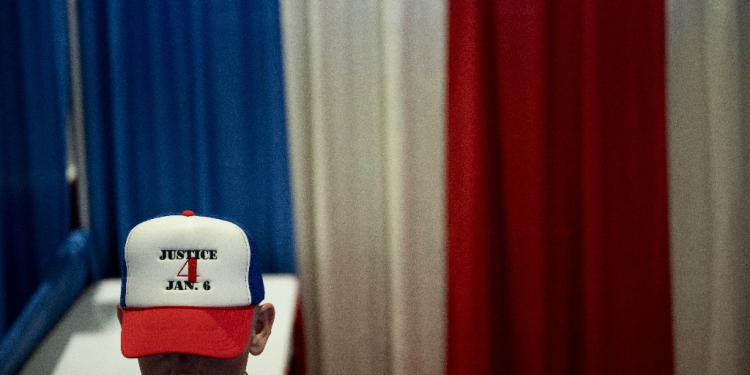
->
(0, 230, 91, 375)
(79, 0, 295, 277)
(0, 0, 71, 336)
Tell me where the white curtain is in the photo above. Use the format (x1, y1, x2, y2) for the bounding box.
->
(279, 1, 447, 374)
(668, 1, 750, 374)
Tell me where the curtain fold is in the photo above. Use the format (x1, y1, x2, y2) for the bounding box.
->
(447, 0, 673, 374)
(0, 0, 71, 337)
(77, 0, 295, 277)
(280, 0, 447, 374)
(668, 1, 750, 374)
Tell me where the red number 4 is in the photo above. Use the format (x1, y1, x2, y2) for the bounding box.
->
(177, 258, 198, 283)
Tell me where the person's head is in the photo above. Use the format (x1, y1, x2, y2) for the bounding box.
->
(118, 211, 274, 375)
(117, 302, 275, 375)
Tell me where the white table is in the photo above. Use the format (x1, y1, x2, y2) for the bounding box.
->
(20, 275, 298, 375)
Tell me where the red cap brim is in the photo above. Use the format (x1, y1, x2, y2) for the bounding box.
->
(121, 306, 255, 359)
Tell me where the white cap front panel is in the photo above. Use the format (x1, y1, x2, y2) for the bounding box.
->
(123, 215, 252, 307)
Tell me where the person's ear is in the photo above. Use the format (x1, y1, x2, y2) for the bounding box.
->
(117, 304, 123, 326)
(249, 303, 275, 356)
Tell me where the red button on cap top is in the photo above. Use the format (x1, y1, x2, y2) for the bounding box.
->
(182, 210, 195, 217)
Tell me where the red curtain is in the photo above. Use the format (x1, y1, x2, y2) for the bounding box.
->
(447, 0, 673, 374)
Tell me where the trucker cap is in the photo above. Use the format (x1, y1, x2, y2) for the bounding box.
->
(119, 210, 265, 359)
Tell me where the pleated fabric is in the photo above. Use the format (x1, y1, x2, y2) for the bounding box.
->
(77, 0, 295, 277)
(447, 0, 673, 374)
(668, 1, 750, 374)
(0, 0, 71, 337)
(1, 1, 747, 374)
(280, 0, 447, 374)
